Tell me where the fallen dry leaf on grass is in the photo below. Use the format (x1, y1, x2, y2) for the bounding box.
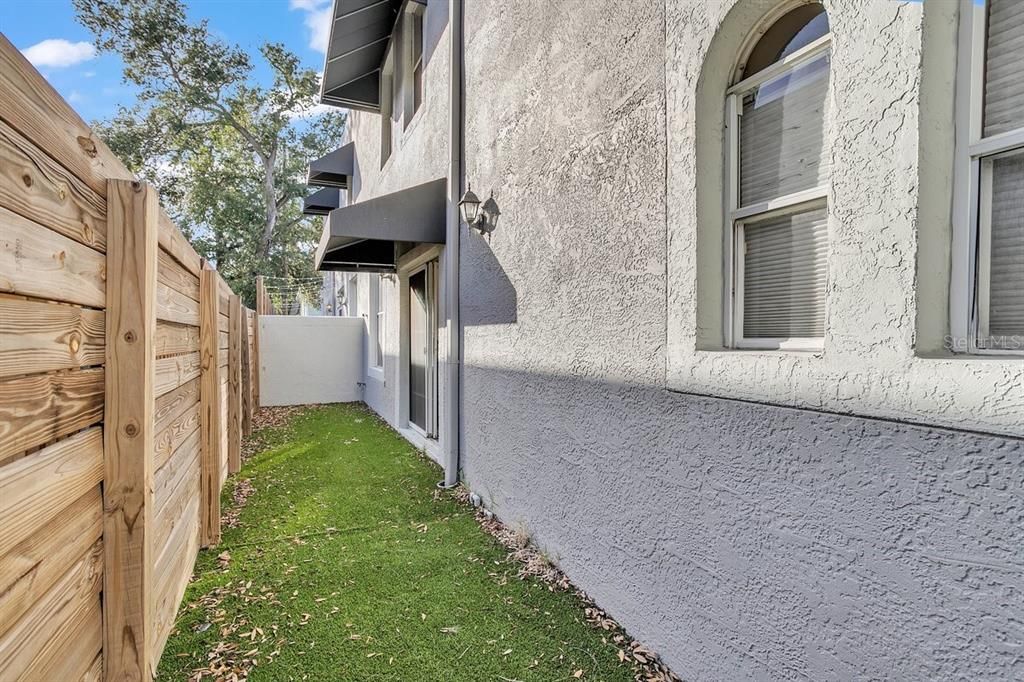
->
(447, 485, 682, 682)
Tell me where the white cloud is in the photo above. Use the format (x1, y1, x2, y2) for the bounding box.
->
(288, 102, 334, 121)
(289, 0, 327, 10)
(68, 90, 84, 103)
(21, 39, 96, 68)
(289, 0, 332, 55)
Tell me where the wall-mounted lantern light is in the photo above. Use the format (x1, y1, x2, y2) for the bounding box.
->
(459, 183, 500, 235)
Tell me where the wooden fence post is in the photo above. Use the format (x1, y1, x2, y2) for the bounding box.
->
(199, 265, 221, 547)
(104, 180, 157, 681)
(255, 275, 266, 315)
(241, 307, 252, 439)
(228, 295, 242, 474)
(252, 307, 261, 409)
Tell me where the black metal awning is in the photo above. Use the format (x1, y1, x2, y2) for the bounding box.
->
(307, 142, 354, 188)
(302, 187, 342, 216)
(320, 0, 423, 112)
(315, 177, 446, 272)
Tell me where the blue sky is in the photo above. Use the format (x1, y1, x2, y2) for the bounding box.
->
(0, 0, 333, 124)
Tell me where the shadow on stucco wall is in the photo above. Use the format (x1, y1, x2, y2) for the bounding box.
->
(458, 361, 1024, 680)
(461, 236, 518, 325)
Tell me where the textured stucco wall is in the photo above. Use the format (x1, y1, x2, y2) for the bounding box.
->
(463, 368, 1024, 680)
(458, 0, 1024, 678)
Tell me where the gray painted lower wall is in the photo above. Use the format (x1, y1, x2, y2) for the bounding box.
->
(462, 366, 1024, 680)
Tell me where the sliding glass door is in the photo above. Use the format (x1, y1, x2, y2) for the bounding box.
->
(408, 263, 437, 436)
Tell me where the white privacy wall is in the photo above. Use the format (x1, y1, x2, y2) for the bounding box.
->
(258, 315, 364, 406)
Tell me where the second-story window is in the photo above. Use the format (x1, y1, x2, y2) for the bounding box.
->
(725, 4, 831, 351)
(380, 49, 395, 166)
(405, 3, 425, 125)
(957, 0, 1024, 353)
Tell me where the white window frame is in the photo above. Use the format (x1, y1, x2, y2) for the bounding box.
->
(952, 0, 1024, 355)
(403, 2, 425, 126)
(345, 273, 359, 319)
(380, 48, 395, 168)
(370, 275, 385, 370)
(724, 33, 831, 351)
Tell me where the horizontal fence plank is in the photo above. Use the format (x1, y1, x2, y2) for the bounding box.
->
(158, 247, 199, 302)
(0, 539, 103, 679)
(154, 431, 199, 511)
(0, 486, 102, 639)
(0, 367, 104, 464)
(22, 592, 102, 682)
(81, 653, 102, 682)
(155, 320, 200, 358)
(0, 35, 132, 198)
(157, 210, 202, 278)
(0, 118, 106, 252)
(154, 376, 200, 435)
(154, 443, 199, 558)
(155, 404, 199, 473)
(154, 352, 201, 398)
(0, 206, 105, 307)
(0, 298, 105, 379)
(156, 280, 200, 326)
(0, 427, 103, 560)
(152, 493, 198, 659)
(219, 330, 229, 351)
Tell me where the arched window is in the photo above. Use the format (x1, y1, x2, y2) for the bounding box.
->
(725, 4, 830, 350)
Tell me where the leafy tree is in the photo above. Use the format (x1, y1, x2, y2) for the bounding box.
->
(74, 0, 345, 306)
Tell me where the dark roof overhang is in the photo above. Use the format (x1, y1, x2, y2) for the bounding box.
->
(320, 0, 425, 113)
(307, 142, 354, 188)
(302, 187, 342, 216)
(315, 177, 446, 272)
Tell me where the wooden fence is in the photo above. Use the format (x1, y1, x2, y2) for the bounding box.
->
(0, 35, 259, 680)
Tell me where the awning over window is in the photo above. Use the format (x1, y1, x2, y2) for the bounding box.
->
(307, 142, 354, 188)
(315, 177, 446, 272)
(302, 187, 342, 216)
(320, 0, 424, 112)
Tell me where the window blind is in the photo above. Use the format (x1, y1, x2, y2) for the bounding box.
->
(740, 52, 830, 206)
(742, 206, 828, 339)
(987, 151, 1024, 342)
(984, 0, 1024, 138)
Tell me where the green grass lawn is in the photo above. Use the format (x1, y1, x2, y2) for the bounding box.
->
(158, 404, 636, 681)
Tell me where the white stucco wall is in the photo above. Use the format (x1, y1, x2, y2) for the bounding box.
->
(258, 315, 365, 406)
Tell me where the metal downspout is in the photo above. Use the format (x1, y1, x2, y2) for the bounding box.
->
(441, 0, 464, 488)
